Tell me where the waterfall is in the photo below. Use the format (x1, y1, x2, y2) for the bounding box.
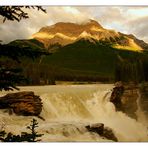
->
(0, 84, 147, 142)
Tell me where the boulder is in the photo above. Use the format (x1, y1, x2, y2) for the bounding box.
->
(110, 81, 139, 119)
(86, 123, 104, 135)
(139, 83, 148, 118)
(110, 81, 124, 111)
(0, 91, 42, 116)
(85, 123, 118, 142)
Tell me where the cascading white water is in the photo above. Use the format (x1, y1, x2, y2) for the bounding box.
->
(0, 84, 147, 142)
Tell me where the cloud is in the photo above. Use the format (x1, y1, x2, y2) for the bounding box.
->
(0, 8, 50, 43)
(91, 7, 148, 43)
(125, 16, 148, 42)
(45, 7, 92, 24)
(0, 6, 148, 43)
(0, 6, 92, 43)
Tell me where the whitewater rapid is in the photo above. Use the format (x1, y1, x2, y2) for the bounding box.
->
(0, 84, 147, 142)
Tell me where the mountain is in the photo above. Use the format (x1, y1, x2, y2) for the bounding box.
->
(31, 19, 148, 52)
(8, 39, 46, 52)
(2, 20, 148, 85)
(41, 38, 148, 82)
(30, 20, 148, 83)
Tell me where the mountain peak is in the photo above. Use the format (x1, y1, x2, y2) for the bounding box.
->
(32, 20, 147, 51)
(85, 19, 103, 28)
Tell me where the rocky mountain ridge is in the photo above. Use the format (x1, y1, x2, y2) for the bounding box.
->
(31, 19, 148, 51)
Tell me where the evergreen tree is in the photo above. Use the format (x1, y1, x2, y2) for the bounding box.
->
(0, 119, 43, 142)
(0, 6, 48, 91)
(0, 6, 46, 22)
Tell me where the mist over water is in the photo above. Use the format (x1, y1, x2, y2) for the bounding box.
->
(0, 84, 147, 142)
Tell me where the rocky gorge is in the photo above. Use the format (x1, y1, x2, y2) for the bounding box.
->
(0, 82, 147, 142)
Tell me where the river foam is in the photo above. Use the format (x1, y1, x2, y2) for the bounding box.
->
(0, 84, 147, 142)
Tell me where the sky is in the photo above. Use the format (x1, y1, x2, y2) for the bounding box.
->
(0, 6, 148, 43)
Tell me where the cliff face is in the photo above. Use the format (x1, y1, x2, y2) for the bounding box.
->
(121, 84, 139, 119)
(139, 83, 148, 119)
(110, 82, 139, 119)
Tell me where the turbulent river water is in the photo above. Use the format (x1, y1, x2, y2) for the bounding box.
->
(0, 84, 147, 142)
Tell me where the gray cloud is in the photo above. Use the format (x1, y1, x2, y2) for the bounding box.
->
(0, 8, 50, 43)
(0, 7, 92, 43)
(0, 6, 148, 43)
(125, 16, 148, 42)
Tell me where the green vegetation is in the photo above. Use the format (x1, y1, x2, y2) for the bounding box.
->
(0, 6, 46, 22)
(41, 39, 148, 83)
(0, 39, 49, 90)
(1, 38, 148, 85)
(0, 119, 43, 142)
(1, 7, 148, 85)
(42, 39, 117, 82)
(0, 6, 47, 90)
(9, 39, 46, 51)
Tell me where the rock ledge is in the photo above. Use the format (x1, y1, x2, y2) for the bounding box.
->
(0, 91, 42, 116)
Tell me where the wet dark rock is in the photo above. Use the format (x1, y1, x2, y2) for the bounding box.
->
(110, 81, 139, 119)
(139, 83, 148, 118)
(85, 123, 118, 142)
(0, 91, 42, 116)
(110, 81, 124, 111)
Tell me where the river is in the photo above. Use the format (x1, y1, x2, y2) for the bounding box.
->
(0, 84, 147, 142)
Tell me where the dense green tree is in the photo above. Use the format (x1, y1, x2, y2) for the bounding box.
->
(0, 6, 48, 91)
(0, 6, 46, 22)
(0, 119, 43, 142)
(115, 58, 146, 83)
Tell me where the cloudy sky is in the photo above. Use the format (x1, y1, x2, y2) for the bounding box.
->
(0, 6, 148, 43)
